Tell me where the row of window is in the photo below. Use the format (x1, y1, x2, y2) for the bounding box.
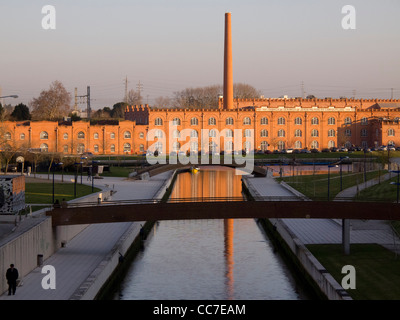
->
(149, 128, 394, 139)
(39, 143, 139, 153)
(6, 131, 145, 141)
(153, 116, 369, 126)
(4, 127, 396, 143)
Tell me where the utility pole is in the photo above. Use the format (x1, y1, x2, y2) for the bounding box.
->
(75, 86, 92, 119)
(87, 86, 91, 120)
(136, 80, 143, 105)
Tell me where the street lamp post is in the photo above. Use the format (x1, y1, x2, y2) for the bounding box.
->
(81, 157, 87, 184)
(327, 164, 338, 201)
(390, 169, 400, 203)
(52, 162, 63, 204)
(91, 160, 99, 192)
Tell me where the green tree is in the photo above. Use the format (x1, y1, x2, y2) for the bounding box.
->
(111, 102, 128, 119)
(11, 103, 31, 120)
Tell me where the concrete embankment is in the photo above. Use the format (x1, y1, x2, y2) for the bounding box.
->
(242, 176, 352, 300)
(0, 188, 112, 295)
(79, 170, 177, 300)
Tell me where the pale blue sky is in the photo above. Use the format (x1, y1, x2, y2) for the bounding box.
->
(1, 0, 399, 110)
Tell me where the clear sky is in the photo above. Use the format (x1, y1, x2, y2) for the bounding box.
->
(1, 0, 399, 110)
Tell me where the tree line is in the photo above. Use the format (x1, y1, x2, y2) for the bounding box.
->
(2, 81, 263, 122)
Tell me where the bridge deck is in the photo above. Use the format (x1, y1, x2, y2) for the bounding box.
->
(47, 198, 400, 226)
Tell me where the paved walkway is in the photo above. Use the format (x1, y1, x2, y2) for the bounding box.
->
(0, 171, 173, 300)
(245, 174, 400, 252)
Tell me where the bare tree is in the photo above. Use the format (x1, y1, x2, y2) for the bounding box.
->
(153, 96, 172, 108)
(30, 81, 71, 120)
(172, 83, 261, 109)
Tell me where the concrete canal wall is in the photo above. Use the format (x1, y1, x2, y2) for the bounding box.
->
(242, 177, 351, 300)
(0, 189, 112, 295)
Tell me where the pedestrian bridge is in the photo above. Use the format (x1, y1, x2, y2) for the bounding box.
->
(47, 197, 400, 226)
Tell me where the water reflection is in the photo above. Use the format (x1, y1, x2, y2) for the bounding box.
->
(115, 167, 307, 300)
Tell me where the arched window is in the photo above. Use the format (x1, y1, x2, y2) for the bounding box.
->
(77, 143, 85, 154)
(361, 117, 368, 125)
(209, 129, 217, 137)
(40, 143, 48, 152)
(225, 129, 233, 138)
(225, 141, 233, 152)
(63, 145, 68, 153)
(311, 117, 319, 125)
(110, 144, 115, 153)
(278, 129, 285, 137)
(140, 144, 144, 152)
(361, 129, 368, 137)
(93, 132, 99, 139)
(294, 117, 302, 125)
(94, 145, 99, 153)
(311, 129, 319, 137)
(260, 117, 268, 125)
(294, 141, 302, 149)
(172, 142, 180, 152)
(123, 143, 131, 153)
(40, 131, 48, 139)
(294, 129, 302, 137)
(344, 117, 352, 125)
(226, 117, 234, 125)
(260, 129, 268, 137)
(124, 131, 131, 139)
(77, 131, 85, 139)
(172, 118, 181, 126)
(63, 133, 68, 140)
(208, 117, 216, 125)
(311, 141, 319, 149)
(243, 141, 252, 153)
(20, 133, 25, 140)
(155, 130, 163, 138)
(388, 128, 395, 136)
(328, 141, 335, 148)
(328, 129, 336, 137)
(110, 132, 115, 139)
(328, 117, 336, 125)
(345, 129, 351, 136)
(260, 141, 268, 151)
(172, 130, 180, 138)
(278, 141, 285, 150)
(155, 118, 163, 126)
(139, 132, 144, 139)
(191, 117, 198, 126)
(244, 129, 252, 137)
(191, 141, 199, 153)
(277, 117, 285, 125)
(243, 117, 251, 125)
(388, 140, 395, 146)
(190, 130, 198, 138)
(4, 132, 11, 140)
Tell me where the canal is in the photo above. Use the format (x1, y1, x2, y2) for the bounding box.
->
(113, 166, 312, 300)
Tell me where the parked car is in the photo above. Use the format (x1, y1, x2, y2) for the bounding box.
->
(300, 149, 311, 153)
(264, 150, 272, 154)
(310, 148, 320, 153)
(321, 148, 331, 153)
(339, 147, 348, 152)
(293, 149, 301, 154)
(330, 147, 338, 152)
(286, 148, 294, 154)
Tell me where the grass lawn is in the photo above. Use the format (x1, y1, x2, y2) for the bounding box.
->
(278, 170, 386, 200)
(25, 182, 101, 204)
(307, 244, 400, 300)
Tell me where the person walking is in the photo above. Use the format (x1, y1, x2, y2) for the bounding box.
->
(6, 264, 19, 296)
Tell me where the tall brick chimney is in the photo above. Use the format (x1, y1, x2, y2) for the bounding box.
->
(223, 12, 233, 110)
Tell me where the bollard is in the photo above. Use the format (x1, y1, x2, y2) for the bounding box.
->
(37, 254, 44, 266)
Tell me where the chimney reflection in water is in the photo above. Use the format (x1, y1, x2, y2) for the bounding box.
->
(169, 167, 242, 299)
